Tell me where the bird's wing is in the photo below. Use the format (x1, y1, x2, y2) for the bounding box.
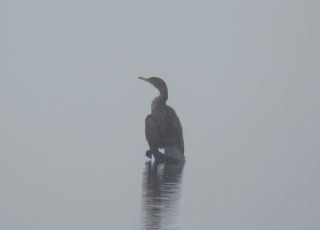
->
(165, 107, 184, 153)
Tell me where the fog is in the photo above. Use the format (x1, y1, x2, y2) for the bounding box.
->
(1, 0, 319, 229)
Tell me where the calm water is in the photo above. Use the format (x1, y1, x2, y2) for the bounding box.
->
(1, 75, 319, 230)
(140, 162, 184, 230)
(1, 75, 319, 229)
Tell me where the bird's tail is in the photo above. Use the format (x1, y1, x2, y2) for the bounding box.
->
(164, 146, 185, 163)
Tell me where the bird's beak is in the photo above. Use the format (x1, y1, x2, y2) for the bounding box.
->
(138, 76, 150, 83)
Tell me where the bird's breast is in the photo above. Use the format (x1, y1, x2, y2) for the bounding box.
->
(151, 97, 160, 113)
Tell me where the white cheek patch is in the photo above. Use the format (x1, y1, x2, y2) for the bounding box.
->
(159, 148, 165, 154)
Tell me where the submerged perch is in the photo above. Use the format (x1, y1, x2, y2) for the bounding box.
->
(138, 77, 185, 163)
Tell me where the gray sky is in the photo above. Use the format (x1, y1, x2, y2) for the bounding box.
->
(1, 0, 320, 229)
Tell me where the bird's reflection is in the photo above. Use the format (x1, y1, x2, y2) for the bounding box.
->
(140, 161, 184, 230)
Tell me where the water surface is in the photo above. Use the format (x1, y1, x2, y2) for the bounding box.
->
(140, 162, 184, 230)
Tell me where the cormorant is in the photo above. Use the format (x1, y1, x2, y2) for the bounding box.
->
(138, 77, 185, 163)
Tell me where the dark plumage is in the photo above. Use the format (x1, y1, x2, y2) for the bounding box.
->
(138, 77, 185, 163)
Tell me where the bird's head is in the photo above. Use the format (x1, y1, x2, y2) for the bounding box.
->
(138, 76, 167, 93)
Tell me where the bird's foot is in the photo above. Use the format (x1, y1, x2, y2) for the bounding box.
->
(145, 150, 152, 159)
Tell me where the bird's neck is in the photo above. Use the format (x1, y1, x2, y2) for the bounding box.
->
(156, 84, 168, 104)
(151, 89, 168, 112)
(158, 88, 168, 103)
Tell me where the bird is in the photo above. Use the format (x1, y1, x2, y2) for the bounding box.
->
(138, 77, 185, 163)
